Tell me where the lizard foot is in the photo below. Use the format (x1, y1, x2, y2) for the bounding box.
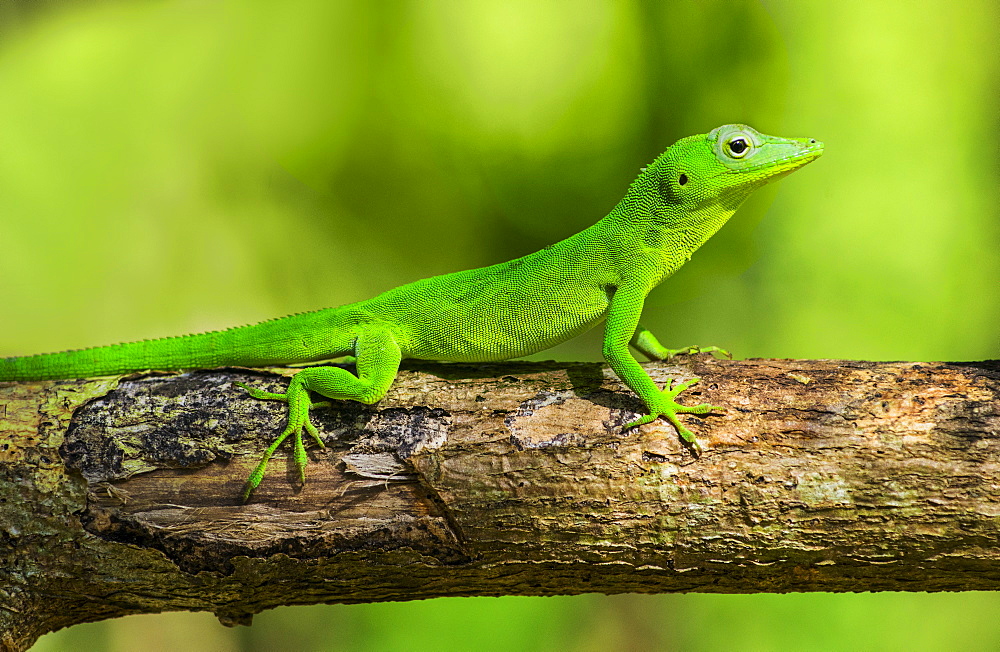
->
(664, 345, 732, 359)
(236, 379, 327, 502)
(624, 377, 723, 455)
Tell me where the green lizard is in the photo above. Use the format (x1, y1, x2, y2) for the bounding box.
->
(0, 124, 823, 500)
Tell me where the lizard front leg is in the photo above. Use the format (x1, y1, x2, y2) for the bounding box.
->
(604, 287, 722, 454)
(237, 326, 402, 501)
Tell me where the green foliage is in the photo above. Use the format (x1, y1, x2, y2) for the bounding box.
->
(7, 0, 998, 649)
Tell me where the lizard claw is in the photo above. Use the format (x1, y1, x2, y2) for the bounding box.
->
(665, 345, 732, 359)
(623, 377, 722, 456)
(237, 379, 325, 502)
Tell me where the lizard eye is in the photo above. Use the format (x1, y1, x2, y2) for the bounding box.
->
(725, 137, 751, 158)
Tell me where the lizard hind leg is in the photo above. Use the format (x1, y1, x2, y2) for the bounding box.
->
(238, 326, 403, 502)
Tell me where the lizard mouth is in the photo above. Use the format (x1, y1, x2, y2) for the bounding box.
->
(735, 138, 825, 181)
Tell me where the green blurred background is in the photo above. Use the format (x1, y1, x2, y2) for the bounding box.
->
(2, 0, 997, 649)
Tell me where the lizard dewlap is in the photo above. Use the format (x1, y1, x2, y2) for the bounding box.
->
(0, 124, 824, 500)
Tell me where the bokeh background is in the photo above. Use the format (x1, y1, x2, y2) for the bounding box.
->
(2, 0, 997, 649)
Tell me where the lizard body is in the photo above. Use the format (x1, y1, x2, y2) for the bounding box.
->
(0, 125, 823, 499)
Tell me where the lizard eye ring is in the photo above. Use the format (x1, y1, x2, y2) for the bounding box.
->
(725, 136, 752, 158)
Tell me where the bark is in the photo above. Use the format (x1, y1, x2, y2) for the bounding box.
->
(2, 356, 1000, 650)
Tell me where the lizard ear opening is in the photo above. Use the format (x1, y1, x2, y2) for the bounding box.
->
(678, 173, 688, 186)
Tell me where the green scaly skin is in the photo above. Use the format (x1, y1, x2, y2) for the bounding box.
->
(0, 125, 824, 501)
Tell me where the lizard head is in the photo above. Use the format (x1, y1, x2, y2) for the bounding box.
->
(651, 124, 824, 212)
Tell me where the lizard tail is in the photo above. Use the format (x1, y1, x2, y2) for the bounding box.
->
(0, 309, 356, 381)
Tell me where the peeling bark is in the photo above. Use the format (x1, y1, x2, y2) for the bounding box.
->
(2, 356, 1000, 650)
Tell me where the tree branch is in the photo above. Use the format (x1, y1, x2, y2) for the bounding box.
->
(3, 356, 1000, 650)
